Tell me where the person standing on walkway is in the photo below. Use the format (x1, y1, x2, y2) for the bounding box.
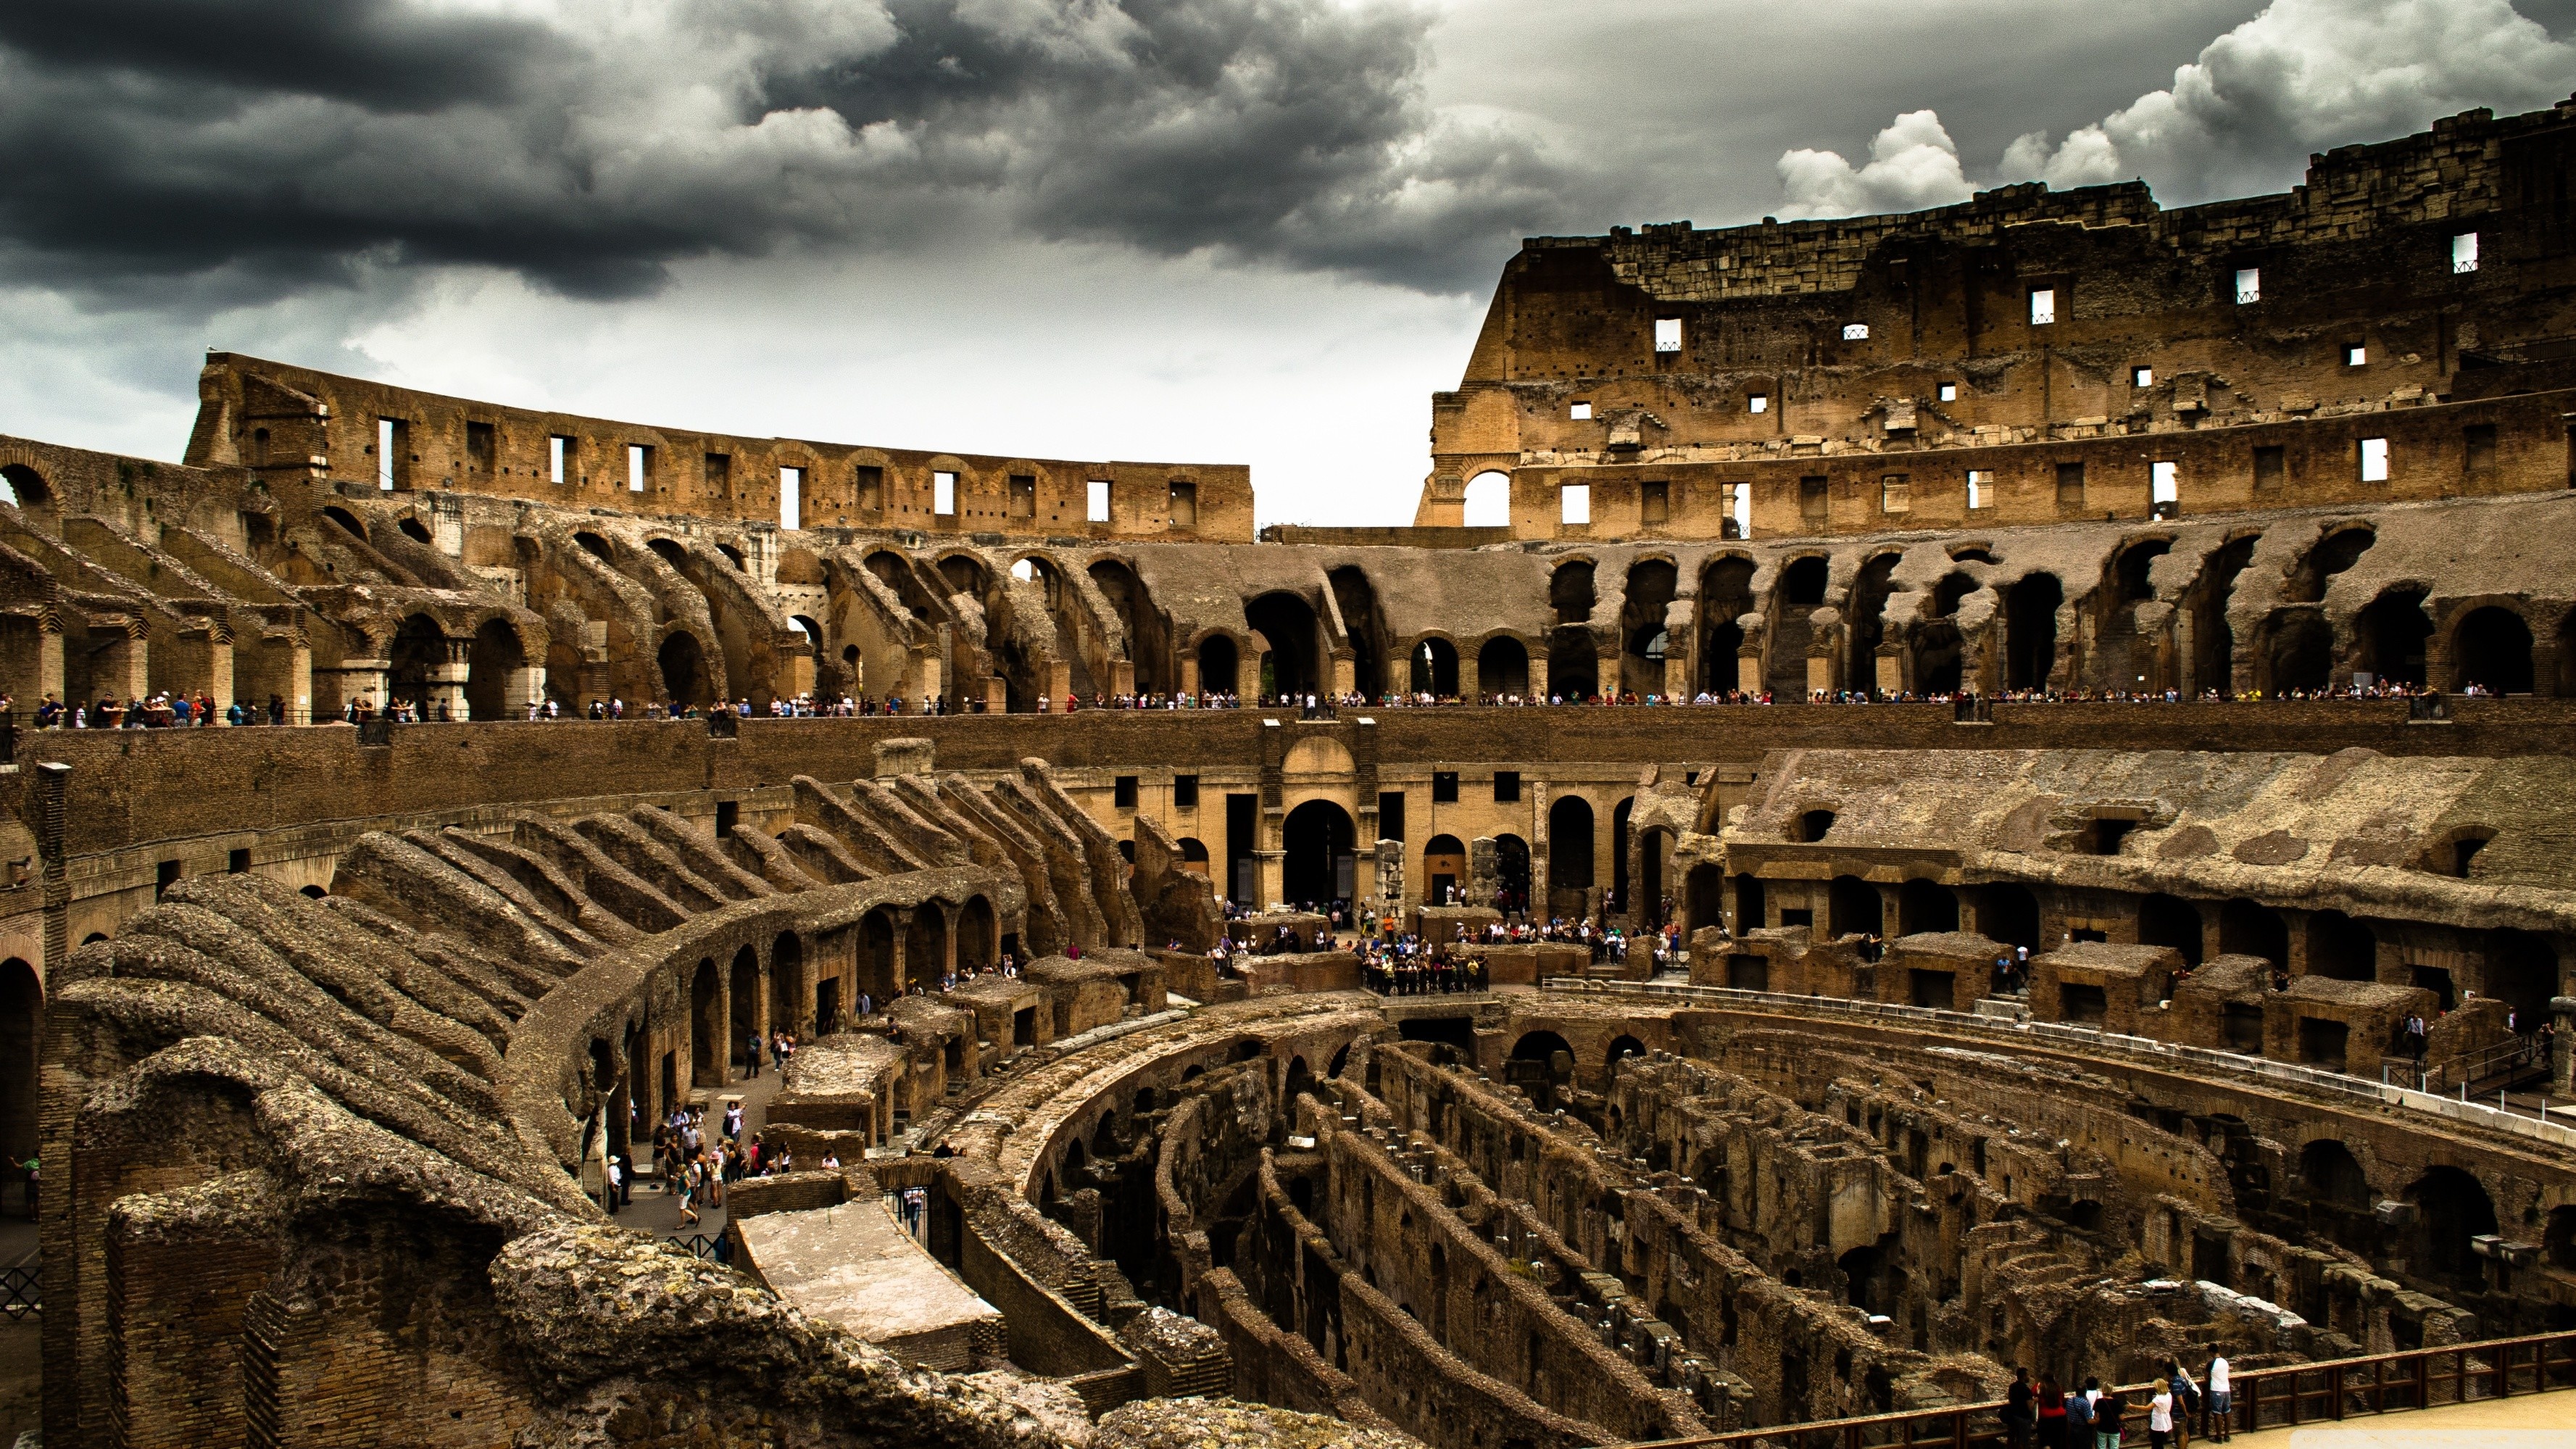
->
(2148, 1377, 2175, 1449)
(746, 1028, 763, 1079)
(2206, 1353, 2232, 1441)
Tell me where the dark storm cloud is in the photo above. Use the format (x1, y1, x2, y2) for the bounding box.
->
(0, 0, 560, 111)
(0, 0, 1584, 304)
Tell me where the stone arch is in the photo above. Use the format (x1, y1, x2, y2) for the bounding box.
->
(1619, 557, 1679, 697)
(1091, 556, 1171, 694)
(386, 612, 446, 715)
(1897, 878, 1958, 934)
(1421, 834, 1468, 907)
(2004, 573, 2063, 691)
(2306, 910, 2376, 981)
(1462, 470, 1511, 528)
(2284, 524, 2375, 603)
(657, 629, 712, 710)
(689, 958, 721, 1087)
(464, 615, 525, 721)
(1845, 550, 1902, 694)
(904, 904, 948, 991)
(1494, 834, 1532, 916)
(1606, 1034, 1646, 1070)
(1476, 634, 1530, 699)
(1195, 631, 1241, 697)
(957, 896, 997, 969)
(2450, 604, 2534, 693)
(1409, 635, 1460, 697)
(1983, 884, 2040, 950)
(1245, 591, 1321, 697)
(1639, 827, 1671, 927)
(1548, 794, 1595, 895)
(1284, 798, 1356, 908)
(2219, 898, 2288, 966)
(2140, 893, 2204, 966)
(728, 947, 760, 1071)
(1828, 876, 1882, 938)
(2355, 587, 2432, 687)
(2298, 1139, 2370, 1208)
(2406, 1166, 2498, 1286)
(320, 505, 367, 541)
(2262, 610, 2335, 692)
(0, 462, 53, 520)
(858, 910, 897, 1003)
(1327, 565, 1390, 699)
(1699, 555, 1756, 694)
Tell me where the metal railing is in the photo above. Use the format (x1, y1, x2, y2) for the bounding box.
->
(662, 1232, 726, 1261)
(1616, 1331, 2576, 1448)
(0, 1260, 36, 1319)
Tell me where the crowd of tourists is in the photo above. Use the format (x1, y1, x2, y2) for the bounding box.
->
(2001, 1354, 2233, 1447)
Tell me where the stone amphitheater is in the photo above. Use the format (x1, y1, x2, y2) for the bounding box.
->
(10, 99, 2576, 1449)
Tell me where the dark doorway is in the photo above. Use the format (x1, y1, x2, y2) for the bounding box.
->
(1198, 634, 1239, 697)
(1829, 876, 1882, 938)
(1495, 834, 1532, 916)
(2358, 589, 2432, 687)
(465, 618, 523, 721)
(1982, 884, 2040, 950)
(659, 630, 712, 709)
(0, 958, 36, 1201)
(2452, 607, 2533, 693)
(2306, 911, 2376, 981)
(2219, 898, 2288, 966)
(1477, 635, 1530, 699)
(1548, 794, 1595, 897)
(2006, 575, 2064, 690)
(2408, 1166, 2498, 1287)
(1283, 800, 1357, 909)
(1410, 637, 1459, 698)
(1247, 592, 1321, 697)
(690, 959, 721, 1087)
(2140, 894, 2204, 966)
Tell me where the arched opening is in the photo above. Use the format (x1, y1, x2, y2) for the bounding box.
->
(1640, 829, 1670, 927)
(2139, 893, 2204, 966)
(1476, 834, 1529, 918)
(1896, 879, 1958, 935)
(903, 905, 947, 993)
(1463, 470, 1511, 528)
(729, 949, 761, 1071)
(1328, 566, 1389, 699)
(573, 531, 613, 562)
(1176, 837, 1210, 876)
(1548, 795, 1595, 898)
(399, 517, 433, 545)
(1846, 552, 1901, 695)
(792, 615, 838, 697)
(1620, 558, 1679, 697)
(690, 959, 721, 1087)
(1410, 638, 1459, 698)
(657, 631, 712, 710)
(1606, 1034, 1646, 1071)
(464, 618, 524, 721)
(299, 885, 327, 900)
(2299, 1139, 2370, 1209)
(1090, 559, 1169, 695)
(647, 536, 691, 574)
(2451, 606, 2533, 693)
(957, 897, 997, 970)
(1982, 884, 2040, 950)
(1284, 1055, 1316, 1103)
(1246, 592, 1320, 698)
(859, 910, 897, 1003)
(1547, 630, 1598, 701)
(2358, 588, 2432, 688)
(1829, 876, 1882, 939)
(2188, 535, 2261, 692)
(2285, 526, 2375, 603)
(1700, 557, 1756, 694)
(1508, 1031, 1575, 1102)
(2407, 1166, 2499, 1287)
(386, 613, 446, 715)
(1686, 863, 1726, 934)
(1767, 556, 1830, 697)
(1422, 834, 1468, 908)
(321, 506, 367, 541)
(2264, 611, 2335, 692)
(1476, 636, 1529, 700)
(2114, 539, 2170, 603)
(0, 464, 52, 518)
(0, 958, 37, 1202)
(2306, 910, 2377, 982)
(1734, 873, 1766, 930)
(1283, 800, 1356, 909)
(1197, 634, 1239, 697)
(2219, 898, 2288, 966)
(1611, 796, 1634, 906)
(715, 542, 746, 570)
(767, 934, 807, 1036)
(2005, 574, 2063, 690)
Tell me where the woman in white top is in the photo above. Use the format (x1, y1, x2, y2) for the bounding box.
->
(2149, 1377, 2176, 1449)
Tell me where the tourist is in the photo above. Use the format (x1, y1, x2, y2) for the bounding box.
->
(2091, 1388, 2123, 1449)
(746, 1027, 763, 1078)
(2206, 1352, 2232, 1441)
(17, 1155, 33, 1220)
(604, 1153, 622, 1214)
(2036, 1374, 2067, 1448)
(2064, 1378, 2093, 1443)
(676, 1156, 701, 1226)
(2169, 1359, 2200, 1448)
(2003, 1367, 2035, 1448)
(2148, 1377, 2175, 1449)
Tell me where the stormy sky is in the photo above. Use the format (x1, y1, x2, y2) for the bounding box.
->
(7, 0, 2576, 525)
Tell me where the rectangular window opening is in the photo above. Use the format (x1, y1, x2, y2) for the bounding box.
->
(2055, 460, 2086, 506)
(1570, 401, 1593, 420)
(1008, 473, 1036, 518)
(2151, 460, 2180, 519)
(1168, 480, 1197, 529)
(781, 466, 802, 531)
(2234, 267, 2261, 304)
(627, 444, 651, 494)
(1432, 771, 1459, 803)
(1378, 791, 1405, 842)
(465, 420, 495, 473)
(1937, 383, 1956, 403)
(1173, 775, 1200, 810)
(2454, 232, 2480, 273)
(1560, 484, 1590, 526)
(934, 470, 958, 516)
(2253, 445, 2285, 491)
(2132, 366, 2153, 388)
(1640, 479, 1669, 526)
(855, 464, 884, 512)
(1748, 393, 1769, 414)
(1966, 469, 1993, 510)
(1087, 479, 1111, 523)
(2343, 343, 2367, 367)
(1653, 317, 1682, 353)
(1879, 474, 1910, 515)
(1113, 776, 1139, 810)
(2029, 288, 2056, 325)
(2359, 436, 2390, 483)
(1799, 475, 1829, 522)
(1729, 481, 1754, 538)
(1492, 771, 1521, 802)
(549, 435, 570, 484)
(1842, 323, 1869, 341)
(228, 847, 251, 874)
(376, 418, 402, 491)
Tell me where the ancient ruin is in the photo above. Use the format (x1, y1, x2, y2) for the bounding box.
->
(8, 98, 2576, 1449)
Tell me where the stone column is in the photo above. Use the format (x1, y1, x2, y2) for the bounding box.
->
(1110, 660, 1137, 697)
(1458, 647, 1480, 703)
(1387, 647, 1411, 698)
(1042, 659, 1071, 709)
(1664, 654, 1690, 700)
(99, 629, 148, 702)
(1255, 849, 1285, 912)
(1595, 652, 1619, 701)
(1179, 653, 1200, 698)
(1875, 648, 1902, 697)
(507, 665, 547, 717)
(1330, 652, 1355, 696)
(1737, 651, 1761, 695)
(36, 624, 61, 705)
(1805, 653, 1832, 698)
(886, 906, 914, 993)
(2553, 995, 2574, 1095)
(1531, 650, 1552, 702)
(425, 637, 470, 721)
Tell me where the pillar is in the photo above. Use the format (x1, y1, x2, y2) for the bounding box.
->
(1458, 648, 1480, 703)
(1179, 653, 1200, 698)
(425, 638, 470, 721)
(36, 625, 61, 705)
(1328, 652, 1353, 695)
(1042, 660, 1071, 709)
(1255, 849, 1285, 912)
(1387, 648, 1410, 698)
(506, 665, 546, 717)
(915, 651, 945, 706)
(1110, 660, 1136, 697)
(784, 652, 815, 700)
(1664, 653, 1690, 701)
(99, 631, 147, 702)
(1805, 653, 1831, 698)
(1531, 651, 1552, 702)
(1596, 652, 1619, 701)
(1875, 648, 1902, 697)
(1737, 651, 1761, 695)
(886, 906, 913, 993)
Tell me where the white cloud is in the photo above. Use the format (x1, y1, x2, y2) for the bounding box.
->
(1998, 0, 2576, 202)
(1776, 109, 1974, 220)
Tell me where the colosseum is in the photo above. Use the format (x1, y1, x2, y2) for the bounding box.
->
(7, 97, 2576, 1449)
